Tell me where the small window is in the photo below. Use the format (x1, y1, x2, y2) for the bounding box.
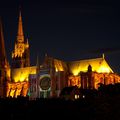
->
(75, 94, 79, 99)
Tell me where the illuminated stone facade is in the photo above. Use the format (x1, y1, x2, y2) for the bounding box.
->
(7, 11, 31, 98)
(68, 68, 120, 90)
(29, 56, 68, 99)
(28, 55, 120, 99)
(6, 81, 29, 98)
(1, 10, 120, 98)
(67, 57, 120, 89)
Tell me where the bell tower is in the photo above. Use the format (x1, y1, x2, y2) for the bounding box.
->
(12, 10, 30, 68)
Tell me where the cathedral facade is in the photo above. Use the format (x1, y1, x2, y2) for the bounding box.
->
(0, 11, 120, 99)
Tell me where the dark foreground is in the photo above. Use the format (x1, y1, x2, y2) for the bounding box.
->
(0, 95, 120, 120)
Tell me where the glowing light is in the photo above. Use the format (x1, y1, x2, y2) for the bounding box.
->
(54, 59, 64, 72)
(7, 82, 29, 98)
(71, 64, 112, 75)
(98, 66, 111, 73)
(72, 70, 80, 76)
(83, 95, 85, 98)
(10, 89, 15, 98)
(69, 57, 113, 75)
(55, 68, 58, 72)
(12, 66, 36, 82)
(75, 94, 79, 99)
(68, 76, 81, 87)
(15, 89, 22, 97)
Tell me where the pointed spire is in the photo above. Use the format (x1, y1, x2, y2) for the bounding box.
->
(17, 10, 24, 42)
(44, 53, 49, 67)
(26, 38, 29, 44)
(26, 38, 29, 48)
(45, 53, 48, 58)
(36, 54, 39, 66)
(36, 54, 40, 73)
(102, 53, 105, 59)
(0, 17, 6, 59)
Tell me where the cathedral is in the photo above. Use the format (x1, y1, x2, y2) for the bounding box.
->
(0, 11, 120, 99)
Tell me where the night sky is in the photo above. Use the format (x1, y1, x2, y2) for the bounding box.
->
(0, 0, 120, 73)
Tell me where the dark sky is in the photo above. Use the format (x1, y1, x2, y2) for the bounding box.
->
(0, 0, 120, 73)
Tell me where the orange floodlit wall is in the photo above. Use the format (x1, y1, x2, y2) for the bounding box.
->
(68, 72, 120, 89)
(7, 81, 29, 98)
(11, 66, 36, 82)
(93, 73, 120, 89)
(68, 76, 81, 88)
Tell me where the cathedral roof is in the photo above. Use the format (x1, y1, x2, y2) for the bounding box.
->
(68, 57, 113, 75)
(52, 56, 113, 75)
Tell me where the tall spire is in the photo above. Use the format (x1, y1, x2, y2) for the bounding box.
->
(17, 10, 24, 42)
(102, 53, 105, 59)
(36, 54, 40, 73)
(0, 17, 6, 59)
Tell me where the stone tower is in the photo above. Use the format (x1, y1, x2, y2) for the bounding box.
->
(12, 11, 30, 68)
(0, 18, 10, 97)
